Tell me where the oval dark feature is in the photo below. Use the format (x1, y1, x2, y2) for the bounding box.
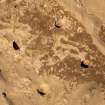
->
(2, 92, 7, 97)
(13, 41, 20, 50)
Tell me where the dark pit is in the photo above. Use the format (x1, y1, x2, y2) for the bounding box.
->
(2, 92, 7, 97)
(13, 41, 20, 50)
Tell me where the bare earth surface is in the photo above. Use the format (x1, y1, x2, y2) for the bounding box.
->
(0, 0, 105, 105)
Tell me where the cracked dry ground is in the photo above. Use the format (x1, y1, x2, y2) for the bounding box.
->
(0, 0, 105, 105)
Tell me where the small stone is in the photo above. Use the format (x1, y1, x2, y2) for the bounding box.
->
(81, 60, 89, 68)
(77, 26, 84, 33)
(37, 89, 46, 96)
(37, 83, 49, 96)
(84, 60, 90, 65)
(55, 20, 62, 28)
(55, 17, 66, 28)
